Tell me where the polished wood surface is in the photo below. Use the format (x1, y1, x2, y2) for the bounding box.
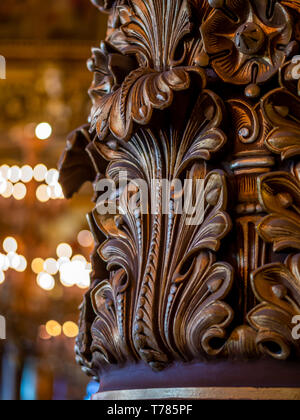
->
(59, 0, 300, 392)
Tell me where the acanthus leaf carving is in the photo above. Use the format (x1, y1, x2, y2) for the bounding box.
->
(248, 254, 300, 360)
(89, 0, 206, 142)
(262, 88, 300, 160)
(59, 0, 300, 380)
(86, 87, 233, 371)
(257, 172, 300, 252)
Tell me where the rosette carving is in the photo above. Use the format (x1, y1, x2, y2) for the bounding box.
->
(201, 0, 292, 86)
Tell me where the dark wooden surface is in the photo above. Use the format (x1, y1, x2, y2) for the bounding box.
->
(59, 0, 300, 387)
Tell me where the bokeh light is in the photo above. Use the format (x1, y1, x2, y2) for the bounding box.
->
(72, 254, 86, 264)
(35, 122, 52, 140)
(0, 2, 107, 401)
(45, 169, 59, 186)
(0, 165, 10, 179)
(37, 272, 55, 291)
(13, 183, 27, 200)
(77, 230, 94, 248)
(38, 325, 51, 341)
(3, 237, 18, 253)
(33, 164, 47, 182)
(31, 258, 45, 274)
(2, 181, 13, 198)
(36, 184, 49, 203)
(62, 321, 79, 338)
(9, 166, 21, 183)
(0, 271, 5, 285)
(44, 258, 58, 275)
(15, 256, 27, 273)
(8, 253, 21, 270)
(45, 320, 61, 337)
(0, 178, 7, 195)
(56, 243, 72, 259)
(20, 165, 33, 183)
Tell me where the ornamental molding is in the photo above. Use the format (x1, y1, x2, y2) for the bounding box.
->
(59, 0, 300, 379)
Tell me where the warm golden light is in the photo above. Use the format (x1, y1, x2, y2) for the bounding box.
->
(57, 256, 69, 268)
(0, 165, 10, 179)
(8, 253, 21, 270)
(53, 183, 64, 199)
(77, 230, 94, 248)
(56, 243, 72, 259)
(62, 321, 79, 338)
(0, 254, 5, 270)
(59, 261, 76, 287)
(0, 178, 7, 195)
(9, 166, 21, 184)
(44, 258, 58, 275)
(76, 273, 91, 289)
(35, 122, 52, 140)
(20, 165, 33, 183)
(36, 184, 49, 203)
(38, 325, 51, 341)
(71, 254, 86, 264)
(13, 183, 27, 200)
(16, 256, 27, 273)
(3, 237, 18, 253)
(31, 258, 44, 274)
(45, 169, 59, 186)
(45, 320, 61, 337)
(37, 272, 55, 291)
(2, 181, 13, 198)
(1, 256, 9, 271)
(33, 164, 47, 182)
(0, 271, 5, 285)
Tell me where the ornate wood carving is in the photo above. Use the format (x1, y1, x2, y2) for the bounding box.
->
(59, 0, 300, 380)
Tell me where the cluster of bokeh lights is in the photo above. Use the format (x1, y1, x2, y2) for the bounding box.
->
(0, 237, 27, 284)
(0, 164, 64, 202)
(32, 231, 94, 292)
(0, 230, 94, 292)
(39, 320, 79, 340)
(0, 123, 90, 343)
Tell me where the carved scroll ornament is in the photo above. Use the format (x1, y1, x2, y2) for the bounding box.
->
(59, 0, 300, 378)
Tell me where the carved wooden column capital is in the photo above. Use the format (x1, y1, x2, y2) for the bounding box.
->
(59, 0, 300, 398)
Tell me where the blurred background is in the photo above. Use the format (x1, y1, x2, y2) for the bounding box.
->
(0, 0, 107, 400)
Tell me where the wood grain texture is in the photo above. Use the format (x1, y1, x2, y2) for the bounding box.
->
(59, 0, 300, 380)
